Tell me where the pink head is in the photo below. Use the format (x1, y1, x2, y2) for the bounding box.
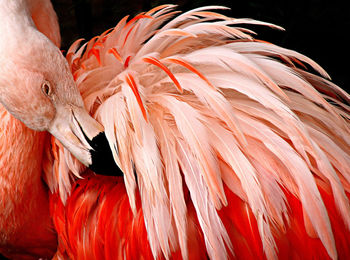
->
(0, 1, 119, 174)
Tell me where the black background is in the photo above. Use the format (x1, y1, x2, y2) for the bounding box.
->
(52, 0, 349, 92)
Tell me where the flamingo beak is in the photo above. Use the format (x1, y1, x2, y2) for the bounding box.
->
(48, 105, 122, 176)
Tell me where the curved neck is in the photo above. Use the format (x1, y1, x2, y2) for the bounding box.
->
(0, 0, 32, 27)
(0, 104, 48, 239)
(0, 0, 30, 17)
(0, 105, 46, 183)
(0, 0, 35, 52)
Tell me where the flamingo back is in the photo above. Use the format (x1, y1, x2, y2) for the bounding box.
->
(46, 5, 350, 259)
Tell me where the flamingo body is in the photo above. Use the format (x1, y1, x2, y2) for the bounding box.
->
(45, 5, 350, 260)
(0, 2, 350, 259)
(51, 174, 350, 259)
(0, 109, 57, 259)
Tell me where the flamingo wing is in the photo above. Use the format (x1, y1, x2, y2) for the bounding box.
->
(46, 5, 350, 259)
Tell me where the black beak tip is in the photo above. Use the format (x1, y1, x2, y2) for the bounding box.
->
(88, 132, 123, 176)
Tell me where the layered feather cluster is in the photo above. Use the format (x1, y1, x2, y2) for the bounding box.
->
(45, 5, 350, 259)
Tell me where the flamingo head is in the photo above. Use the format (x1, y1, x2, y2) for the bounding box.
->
(0, 22, 120, 176)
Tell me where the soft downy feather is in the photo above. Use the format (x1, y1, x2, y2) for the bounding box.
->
(45, 5, 350, 260)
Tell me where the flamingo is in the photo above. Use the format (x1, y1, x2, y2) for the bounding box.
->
(0, 0, 117, 258)
(1, 1, 350, 259)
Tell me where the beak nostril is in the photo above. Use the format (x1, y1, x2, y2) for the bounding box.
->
(88, 132, 123, 176)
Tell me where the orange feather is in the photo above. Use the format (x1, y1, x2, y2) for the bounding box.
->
(143, 56, 183, 93)
(125, 73, 148, 122)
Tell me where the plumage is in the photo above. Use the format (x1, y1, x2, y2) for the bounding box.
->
(43, 4, 350, 260)
(1, 1, 350, 259)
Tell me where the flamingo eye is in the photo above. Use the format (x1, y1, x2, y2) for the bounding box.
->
(42, 81, 52, 97)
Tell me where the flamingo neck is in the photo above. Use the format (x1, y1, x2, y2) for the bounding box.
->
(0, 0, 31, 21)
(0, 0, 33, 29)
(0, 104, 46, 194)
(0, 105, 56, 258)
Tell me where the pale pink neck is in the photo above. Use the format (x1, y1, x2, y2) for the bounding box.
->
(0, 105, 46, 188)
(0, 105, 50, 244)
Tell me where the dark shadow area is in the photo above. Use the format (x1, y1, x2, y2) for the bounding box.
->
(52, 0, 349, 91)
(0, 254, 8, 260)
